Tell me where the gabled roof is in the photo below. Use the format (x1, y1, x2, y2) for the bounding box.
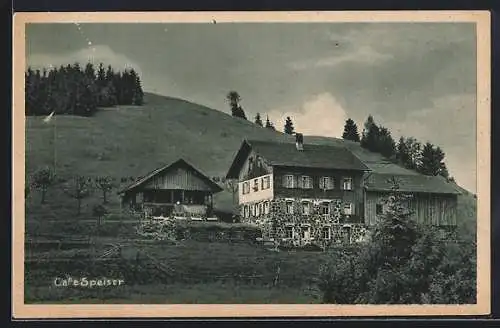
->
(364, 172, 462, 195)
(226, 139, 370, 179)
(118, 158, 223, 195)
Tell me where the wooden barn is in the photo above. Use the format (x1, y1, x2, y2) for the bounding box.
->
(363, 172, 461, 227)
(118, 159, 223, 219)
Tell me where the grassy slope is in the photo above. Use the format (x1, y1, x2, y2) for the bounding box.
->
(25, 93, 476, 232)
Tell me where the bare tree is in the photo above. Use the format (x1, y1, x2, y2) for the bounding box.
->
(31, 166, 55, 204)
(64, 176, 92, 215)
(94, 176, 114, 204)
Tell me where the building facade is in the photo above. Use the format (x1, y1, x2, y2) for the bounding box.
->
(118, 159, 223, 219)
(226, 136, 461, 246)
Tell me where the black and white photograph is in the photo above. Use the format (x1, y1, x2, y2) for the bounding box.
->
(12, 11, 491, 318)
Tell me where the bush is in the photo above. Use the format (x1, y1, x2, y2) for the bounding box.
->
(136, 219, 261, 243)
(318, 250, 361, 303)
(318, 181, 477, 304)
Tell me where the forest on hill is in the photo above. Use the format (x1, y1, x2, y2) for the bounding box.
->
(25, 62, 144, 117)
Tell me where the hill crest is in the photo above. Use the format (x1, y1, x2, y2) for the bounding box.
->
(25, 92, 470, 211)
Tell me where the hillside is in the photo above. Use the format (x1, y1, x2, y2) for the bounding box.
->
(25, 93, 476, 233)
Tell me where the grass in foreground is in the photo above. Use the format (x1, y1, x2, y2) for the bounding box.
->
(26, 282, 320, 304)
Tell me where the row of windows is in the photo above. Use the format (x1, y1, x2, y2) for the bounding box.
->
(283, 225, 351, 240)
(283, 175, 353, 190)
(284, 200, 353, 216)
(242, 200, 354, 218)
(243, 201, 271, 218)
(242, 176, 271, 195)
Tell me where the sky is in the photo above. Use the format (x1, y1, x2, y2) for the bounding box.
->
(25, 22, 477, 193)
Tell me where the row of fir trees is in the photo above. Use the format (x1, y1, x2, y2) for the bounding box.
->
(341, 116, 452, 180)
(25, 62, 144, 117)
(226, 90, 295, 133)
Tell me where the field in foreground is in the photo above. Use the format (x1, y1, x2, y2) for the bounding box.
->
(25, 237, 331, 304)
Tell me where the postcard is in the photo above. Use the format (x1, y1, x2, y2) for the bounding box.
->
(12, 10, 491, 318)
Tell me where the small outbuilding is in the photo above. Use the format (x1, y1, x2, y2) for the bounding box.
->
(118, 159, 224, 219)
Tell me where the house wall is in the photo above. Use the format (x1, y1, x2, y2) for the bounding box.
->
(237, 149, 273, 181)
(272, 166, 365, 218)
(142, 166, 213, 191)
(238, 173, 274, 204)
(238, 198, 368, 246)
(364, 191, 458, 226)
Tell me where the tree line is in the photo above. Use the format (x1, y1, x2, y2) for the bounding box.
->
(226, 90, 293, 133)
(342, 115, 452, 180)
(25, 62, 144, 117)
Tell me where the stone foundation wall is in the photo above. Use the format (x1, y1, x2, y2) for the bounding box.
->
(239, 197, 369, 246)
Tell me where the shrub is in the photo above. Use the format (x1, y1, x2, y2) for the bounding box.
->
(318, 250, 361, 304)
(318, 179, 476, 304)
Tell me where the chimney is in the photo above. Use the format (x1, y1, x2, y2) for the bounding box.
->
(295, 133, 304, 151)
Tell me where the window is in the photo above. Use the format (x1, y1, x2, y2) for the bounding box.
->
(284, 175, 295, 188)
(376, 204, 383, 215)
(341, 226, 351, 244)
(258, 203, 263, 216)
(250, 204, 255, 217)
(253, 179, 259, 192)
(321, 202, 330, 215)
(344, 203, 353, 215)
(342, 177, 353, 190)
(302, 201, 311, 215)
(319, 176, 334, 190)
(301, 226, 311, 239)
(262, 176, 271, 190)
(285, 201, 294, 214)
(264, 201, 270, 214)
(243, 205, 249, 218)
(242, 182, 250, 194)
(285, 226, 294, 239)
(322, 227, 331, 240)
(300, 176, 312, 189)
(248, 156, 254, 171)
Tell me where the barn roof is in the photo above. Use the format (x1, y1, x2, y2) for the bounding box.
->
(364, 172, 462, 195)
(118, 158, 224, 195)
(226, 139, 370, 178)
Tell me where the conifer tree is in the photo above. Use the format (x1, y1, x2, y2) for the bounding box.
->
(226, 91, 247, 120)
(342, 118, 361, 142)
(284, 116, 295, 135)
(418, 143, 449, 178)
(377, 126, 396, 159)
(130, 69, 144, 105)
(265, 116, 276, 130)
(396, 137, 422, 170)
(255, 113, 263, 126)
(360, 115, 380, 152)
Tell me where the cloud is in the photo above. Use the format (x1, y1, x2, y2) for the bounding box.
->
(26, 45, 144, 77)
(268, 93, 348, 138)
(289, 45, 393, 71)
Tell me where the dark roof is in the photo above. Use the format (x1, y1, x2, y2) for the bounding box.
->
(364, 173, 462, 195)
(118, 158, 224, 195)
(226, 139, 370, 178)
